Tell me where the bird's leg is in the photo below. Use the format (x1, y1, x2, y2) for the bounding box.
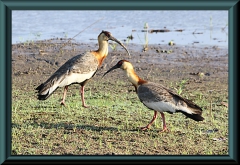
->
(60, 86, 68, 106)
(159, 112, 168, 133)
(80, 85, 89, 108)
(141, 111, 158, 131)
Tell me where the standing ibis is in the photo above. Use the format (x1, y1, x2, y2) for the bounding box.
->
(103, 60, 204, 132)
(35, 31, 130, 108)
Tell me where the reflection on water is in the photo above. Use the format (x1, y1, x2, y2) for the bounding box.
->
(12, 10, 228, 47)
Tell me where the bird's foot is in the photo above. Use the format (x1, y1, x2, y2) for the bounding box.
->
(60, 101, 67, 107)
(82, 104, 90, 108)
(140, 126, 150, 131)
(159, 127, 169, 133)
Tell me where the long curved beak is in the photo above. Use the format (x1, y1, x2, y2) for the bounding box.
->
(102, 64, 119, 78)
(109, 36, 131, 56)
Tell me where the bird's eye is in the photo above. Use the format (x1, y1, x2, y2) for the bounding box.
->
(118, 61, 123, 66)
(104, 32, 110, 37)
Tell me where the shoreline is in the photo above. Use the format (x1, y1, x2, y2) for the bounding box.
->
(12, 37, 228, 49)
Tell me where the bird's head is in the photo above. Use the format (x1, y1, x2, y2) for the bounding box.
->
(99, 31, 130, 56)
(102, 60, 133, 77)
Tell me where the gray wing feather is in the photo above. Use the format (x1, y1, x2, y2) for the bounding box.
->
(39, 52, 98, 92)
(138, 82, 202, 110)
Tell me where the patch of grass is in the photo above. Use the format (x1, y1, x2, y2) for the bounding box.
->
(109, 42, 118, 51)
(12, 75, 228, 155)
(143, 23, 149, 51)
(11, 40, 228, 155)
(173, 79, 188, 95)
(136, 23, 150, 52)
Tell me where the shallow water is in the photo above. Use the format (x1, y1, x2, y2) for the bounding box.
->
(12, 10, 228, 47)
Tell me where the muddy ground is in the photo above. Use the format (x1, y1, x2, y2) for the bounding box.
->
(12, 38, 228, 97)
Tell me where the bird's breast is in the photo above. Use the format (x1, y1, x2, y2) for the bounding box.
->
(90, 51, 107, 67)
(143, 101, 177, 113)
(58, 71, 96, 87)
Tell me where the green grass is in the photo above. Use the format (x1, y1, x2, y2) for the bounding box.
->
(12, 76, 228, 155)
(11, 38, 228, 155)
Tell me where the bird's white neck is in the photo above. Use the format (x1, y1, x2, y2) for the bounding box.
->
(125, 69, 139, 87)
(97, 40, 109, 57)
(124, 68, 147, 89)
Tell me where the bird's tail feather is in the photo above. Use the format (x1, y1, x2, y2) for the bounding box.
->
(35, 83, 58, 100)
(179, 111, 204, 121)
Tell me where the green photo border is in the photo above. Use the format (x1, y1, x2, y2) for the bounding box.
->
(0, 0, 238, 164)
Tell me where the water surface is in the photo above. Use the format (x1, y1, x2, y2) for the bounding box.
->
(12, 10, 228, 47)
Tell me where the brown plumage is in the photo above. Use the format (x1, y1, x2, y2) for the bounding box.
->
(103, 60, 204, 132)
(35, 31, 130, 107)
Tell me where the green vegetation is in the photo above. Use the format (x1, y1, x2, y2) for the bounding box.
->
(11, 39, 228, 155)
(12, 76, 228, 155)
(136, 23, 149, 52)
(170, 79, 188, 95)
(109, 42, 118, 51)
(143, 23, 149, 51)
